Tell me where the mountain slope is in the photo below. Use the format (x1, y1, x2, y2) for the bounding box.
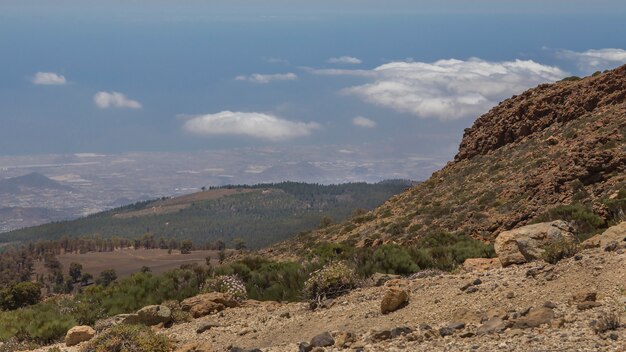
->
(270, 66, 626, 255)
(0, 181, 411, 248)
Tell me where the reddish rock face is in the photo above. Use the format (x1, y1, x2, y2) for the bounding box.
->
(456, 65, 626, 161)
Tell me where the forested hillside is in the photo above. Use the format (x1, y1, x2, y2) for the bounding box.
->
(0, 181, 413, 249)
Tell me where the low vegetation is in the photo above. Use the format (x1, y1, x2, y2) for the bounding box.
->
(82, 324, 172, 352)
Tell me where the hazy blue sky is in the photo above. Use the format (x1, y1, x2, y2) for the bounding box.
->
(1, 0, 625, 157)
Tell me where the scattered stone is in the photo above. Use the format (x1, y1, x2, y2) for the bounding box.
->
(460, 332, 475, 338)
(447, 322, 466, 330)
(229, 348, 261, 352)
(310, 332, 335, 347)
(511, 307, 554, 329)
(65, 325, 96, 346)
(196, 321, 220, 334)
(574, 254, 583, 261)
(465, 286, 479, 294)
(577, 301, 603, 310)
(604, 241, 619, 252)
(279, 311, 291, 319)
(472, 278, 482, 285)
(439, 326, 455, 337)
(543, 301, 557, 309)
(477, 317, 506, 335)
(572, 291, 597, 303)
(176, 341, 215, 352)
(506, 292, 515, 299)
(298, 342, 313, 352)
(609, 333, 619, 341)
(460, 282, 473, 291)
(333, 331, 356, 348)
(494, 220, 576, 267)
(419, 323, 432, 330)
(381, 288, 409, 314)
(372, 330, 392, 341)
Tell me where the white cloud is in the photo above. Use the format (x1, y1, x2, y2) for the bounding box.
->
(337, 58, 567, 120)
(181, 111, 320, 141)
(352, 116, 377, 128)
(93, 91, 142, 109)
(32, 72, 66, 85)
(556, 48, 626, 72)
(235, 73, 298, 84)
(327, 56, 363, 65)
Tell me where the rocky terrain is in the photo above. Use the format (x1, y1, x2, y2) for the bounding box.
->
(29, 223, 626, 352)
(267, 66, 626, 257)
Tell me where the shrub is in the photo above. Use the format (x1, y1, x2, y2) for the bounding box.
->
(534, 203, 605, 239)
(0, 282, 42, 310)
(203, 275, 247, 301)
(593, 311, 621, 334)
(303, 261, 357, 308)
(82, 324, 172, 352)
(354, 244, 418, 276)
(542, 240, 579, 264)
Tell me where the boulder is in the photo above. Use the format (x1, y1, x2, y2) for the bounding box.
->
(462, 258, 501, 272)
(65, 325, 96, 346)
(181, 292, 239, 318)
(310, 331, 335, 347)
(511, 307, 554, 329)
(494, 220, 576, 267)
(582, 222, 626, 249)
(380, 288, 409, 314)
(136, 305, 172, 326)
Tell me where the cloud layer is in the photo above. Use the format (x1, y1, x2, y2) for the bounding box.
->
(235, 73, 298, 83)
(182, 111, 319, 141)
(93, 91, 142, 109)
(556, 48, 626, 72)
(32, 72, 66, 85)
(327, 56, 363, 65)
(339, 58, 567, 120)
(352, 116, 377, 128)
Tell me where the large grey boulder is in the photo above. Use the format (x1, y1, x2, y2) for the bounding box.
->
(494, 220, 576, 267)
(135, 304, 172, 326)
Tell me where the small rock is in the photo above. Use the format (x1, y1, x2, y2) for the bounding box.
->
(447, 322, 466, 330)
(439, 327, 454, 337)
(460, 332, 475, 338)
(381, 288, 409, 314)
(506, 292, 515, 299)
(604, 241, 619, 252)
(543, 301, 557, 309)
(370, 272, 401, 286)
(472, 278, 482, 285)
(279, 312, 291, 319)
(298, 342, 313, 352)
(65, 325, 96, 347)
(310, 332, 335, 347)
(419, 323, 432, 330)
(372, 330, 392, 341)
(196, 321, 220, 334)
(465, 286, 479, 294)
(511, 307, 554, 329)
(460, 282, 473, 291)
(609, 333, 618, 341)
(391, 327, 412, 337)
(577, 301, 603, 310)
(572, 291, 597, 303)
(477, 317, 506, 335)
(574, 254, 583, 261)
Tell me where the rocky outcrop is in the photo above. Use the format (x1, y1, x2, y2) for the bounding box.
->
(494, 220, 576, 266)
(455, 65, 626, 161)
(136, 305, 172, 326)
(65, 325, 95, 346)
(181, 292, 240, 318)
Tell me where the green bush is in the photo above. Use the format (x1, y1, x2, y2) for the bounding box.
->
(82, 324, 172, 352)
(354, 244, 418, 276)
(0, 282, 42, 310)
(0, 299, 76, 343)
(543, 240, 579, 264)
(534, 204, 605, 239)
(303, 261, 358, 307)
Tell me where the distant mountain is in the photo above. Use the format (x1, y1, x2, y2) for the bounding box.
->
(0, 172, 73, 195)
(0, 181, 412, 248)
(268, 65, 626, 256)
(0, 206, 70, 232)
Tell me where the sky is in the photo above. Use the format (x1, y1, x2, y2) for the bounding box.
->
(1, 0, 626, 160)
